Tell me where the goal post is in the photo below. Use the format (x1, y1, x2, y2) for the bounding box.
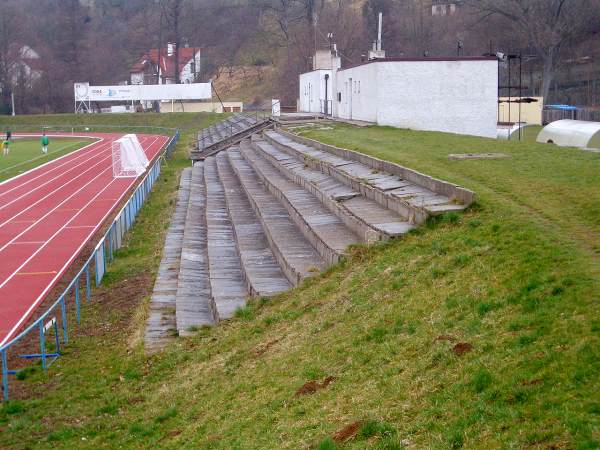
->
(112, 134, 149, 178)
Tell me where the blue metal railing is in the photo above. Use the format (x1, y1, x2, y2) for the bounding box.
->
(0, 129, 180, 401)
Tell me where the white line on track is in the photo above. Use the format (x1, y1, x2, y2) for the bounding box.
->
(0, 142, 115, 224)
(0, 140, 89, 176)
(0, 134, 164, 346)
(0, 136, 104, 192)
(0, 136, 154, 249)
(0, 139, 114, 210)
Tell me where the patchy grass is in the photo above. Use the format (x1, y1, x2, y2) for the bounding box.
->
(0, 121, 599, 449)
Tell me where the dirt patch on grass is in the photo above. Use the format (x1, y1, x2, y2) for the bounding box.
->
(451, 342, 473, 356)
(4, 274, 152, 400)
(295, 376, 336, 396)
(332, 421, 362, 443)
(251, 338, 281, 356)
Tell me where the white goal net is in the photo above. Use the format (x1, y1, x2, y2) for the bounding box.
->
(112, 134, 150, 178)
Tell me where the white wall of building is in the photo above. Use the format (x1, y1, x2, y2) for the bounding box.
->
(299, 69, 332, 114)
(332, 58, 498, 138)
(335, 63, 378, 123)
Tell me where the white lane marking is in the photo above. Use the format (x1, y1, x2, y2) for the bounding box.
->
(0, 135, 166, 347)
(0, 135, 104, 191)
(0, 136, 154, 248)
(0, 139, 114, 211)
(0, 140, 88, 176)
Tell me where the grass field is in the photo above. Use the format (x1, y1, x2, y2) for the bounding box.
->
(0, 118, 598, 449)
(0, 138, 93, 182)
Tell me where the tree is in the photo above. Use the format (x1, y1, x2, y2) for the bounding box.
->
(467, 0, 600, 104)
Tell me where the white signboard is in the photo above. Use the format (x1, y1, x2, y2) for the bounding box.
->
(272, 99, 281, 117)
(74, 82, 211, 102)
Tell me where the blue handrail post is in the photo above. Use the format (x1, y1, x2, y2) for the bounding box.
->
(39, 322, 47, 371)
(1, 350, 8, 402)
(85, 265, 91, 302)
(74, 280, 81, 324)
(60, 296, 68, 344)
(53, 320, 60, 355)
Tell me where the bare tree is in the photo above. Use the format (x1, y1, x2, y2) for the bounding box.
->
(467, 0, 600, 104)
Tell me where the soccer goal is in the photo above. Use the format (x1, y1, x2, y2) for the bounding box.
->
(112, 134, 149, 178)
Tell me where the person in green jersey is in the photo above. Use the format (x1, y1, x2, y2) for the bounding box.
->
(3, 139, 9, 156)
(41, 133, 49, 154)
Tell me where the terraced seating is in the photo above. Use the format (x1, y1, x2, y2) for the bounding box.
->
(146, 127, 475, 352)
(193, 113, 274, 161)
(263, 130, 474, 222)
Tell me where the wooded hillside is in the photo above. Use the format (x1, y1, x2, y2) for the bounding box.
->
(1, 0, 599, 112)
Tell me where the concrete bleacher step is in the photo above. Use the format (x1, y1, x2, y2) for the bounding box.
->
(176, 163, 216, 336)
(227, 147, 327, 285)
(215, 152, 292, 297)
(250, 138, 415, 242)
(204, 157, 249, 320)
(239, 140, 359, 265)
(264, 130, 470, 222)
(145, 168, 192, 352)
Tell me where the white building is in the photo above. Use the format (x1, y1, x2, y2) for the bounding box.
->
(298, 49, 340, 115)
(299, 53, 499, 138)
(130, 43, 201, 86)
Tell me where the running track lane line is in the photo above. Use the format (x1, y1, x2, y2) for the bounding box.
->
(0, 135, 154, 227)
(0, 138, 115, 214)
(0, 140, 90, 177)
(0, 136, 104, 193)
(0, 135, 159, 258)
(0, 134, 167, 347)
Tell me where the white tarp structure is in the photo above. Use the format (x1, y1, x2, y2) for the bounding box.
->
(74, 82, 212, 112)
(537, 119, 600, 150)
(112, 134, 149, 178)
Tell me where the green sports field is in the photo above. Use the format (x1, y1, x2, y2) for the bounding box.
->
(0, 137, 93, 182)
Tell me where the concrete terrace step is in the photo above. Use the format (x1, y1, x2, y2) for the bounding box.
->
(251, 138, 415, 242)
(145, 168, 192, 353)
(176, 163, 216, 336)
(239, 140, 358, 265)
(215, 152, 292, 297)
(227, 147, 327, 285)
(204, 157, 249, 320)
(265, 130, 469, 222)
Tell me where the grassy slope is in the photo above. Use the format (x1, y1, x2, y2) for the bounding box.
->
(0, 138, 91, 182)
(0, 122, 599, 449)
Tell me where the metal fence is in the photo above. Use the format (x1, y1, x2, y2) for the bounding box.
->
(542, 107, 600, 124)
(0, 128, 180, 401)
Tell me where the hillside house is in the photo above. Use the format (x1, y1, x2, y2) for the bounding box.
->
(130, 44, 201, 85)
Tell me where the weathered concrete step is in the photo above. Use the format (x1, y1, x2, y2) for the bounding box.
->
(176, 163, 216, 336)
(239, 140, 358, 264)
(215, 153, 292, 297)
(145, 168, 192, 352)
(204, 157, 248, 320)
(227, 147, 327, 285)
(265, 130, 468, 221)
(251, 139, 415, 242)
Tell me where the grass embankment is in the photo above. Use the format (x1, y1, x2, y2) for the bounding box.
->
(1, 122, 599, 449)
(0, 138, 91, 182)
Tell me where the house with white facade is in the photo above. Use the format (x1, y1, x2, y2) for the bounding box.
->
(130, 43, 201, 86)
(299, 50, 499, 138)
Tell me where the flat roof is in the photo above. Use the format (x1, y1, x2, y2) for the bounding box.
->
(338, 56, 497, 71)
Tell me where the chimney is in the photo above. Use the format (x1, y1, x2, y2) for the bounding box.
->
(167, 42, 175, 57)
(368, 12, 386, 60)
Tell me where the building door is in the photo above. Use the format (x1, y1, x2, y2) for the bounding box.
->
(347, 78, 353, 119)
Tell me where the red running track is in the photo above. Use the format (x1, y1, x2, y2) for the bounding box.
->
(0, 132, 169, 347)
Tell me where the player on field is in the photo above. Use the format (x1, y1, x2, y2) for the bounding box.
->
(41, 133, 49, 154)
(2, 139, 9, 156)
(5, 129, 11, 142)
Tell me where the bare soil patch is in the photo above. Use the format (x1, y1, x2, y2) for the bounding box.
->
(295, 376, 336, 396)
